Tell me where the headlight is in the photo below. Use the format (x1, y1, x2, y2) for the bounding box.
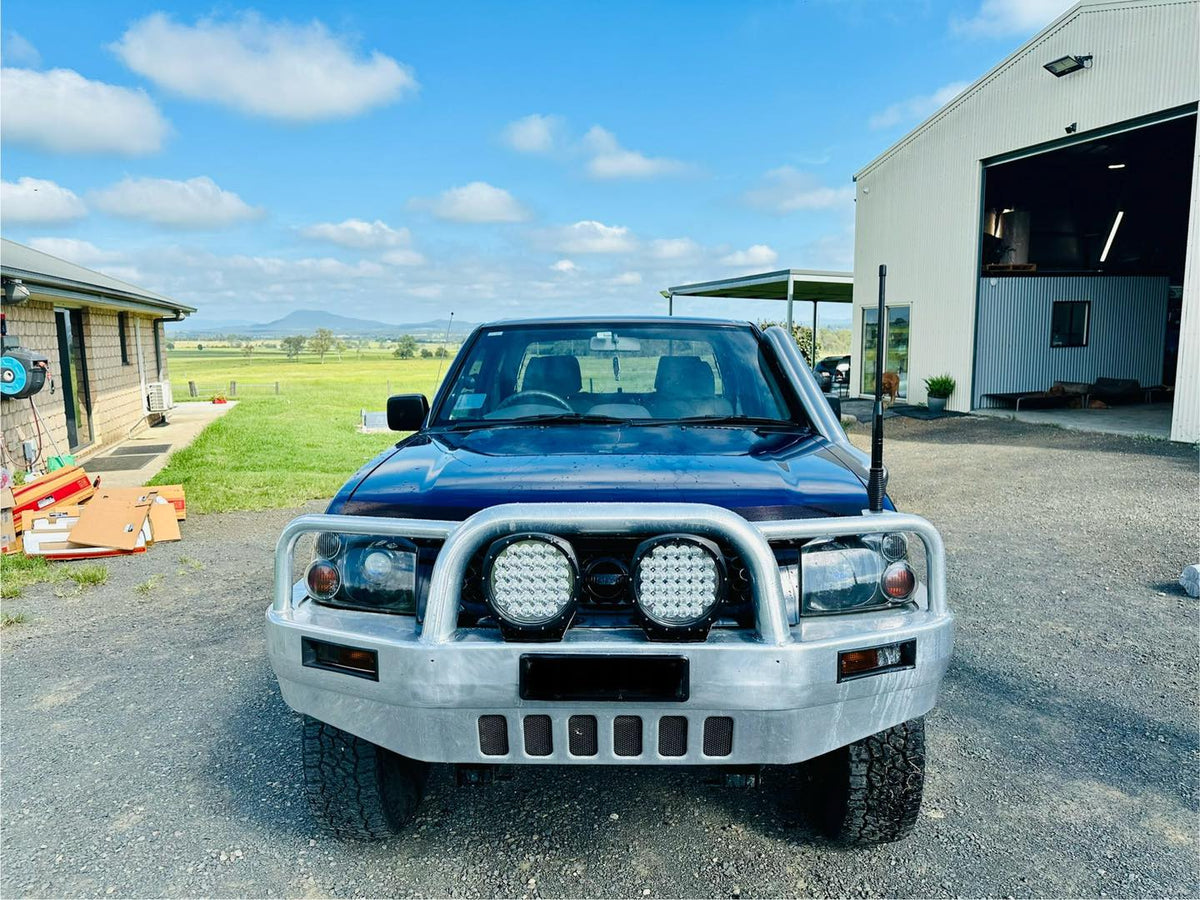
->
(800, 533, 917, 615)
(307, 532, 418, 614)
(484, 533, 578, 637)
(633, 534, 726, 634)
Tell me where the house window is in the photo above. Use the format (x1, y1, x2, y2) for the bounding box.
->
(1050, 300, 1089, 347)
(118, 312, 130, 364)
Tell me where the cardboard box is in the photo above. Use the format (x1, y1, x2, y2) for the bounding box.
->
(23, 512, 148, 559)
(18, 503, 86, 534)
(11, 467, 95, 529)
(1, 487, 16, 555)
(147, 497, 181, 543)
(94, 485, 186, 521)
(68, 494, 153, 552)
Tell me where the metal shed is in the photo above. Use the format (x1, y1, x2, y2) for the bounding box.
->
(852, 0, 1199, 442)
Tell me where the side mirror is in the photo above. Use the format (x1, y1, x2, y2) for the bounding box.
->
(823, 392, 842, 419)
(387, 394, 429, 432)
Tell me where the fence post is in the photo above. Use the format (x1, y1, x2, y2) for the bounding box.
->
(229, 380, 237, 397)
(387, 379, 391, 395)
(188, 380, 197, 398)
(275, 381, 280, 395)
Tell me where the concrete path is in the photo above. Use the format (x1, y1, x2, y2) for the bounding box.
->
(86, 401, 235, 488)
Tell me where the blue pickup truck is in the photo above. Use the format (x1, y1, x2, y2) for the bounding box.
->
(266, 317, 953, 845)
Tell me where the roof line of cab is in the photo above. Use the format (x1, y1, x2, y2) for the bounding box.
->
(477, 315, 759, 328)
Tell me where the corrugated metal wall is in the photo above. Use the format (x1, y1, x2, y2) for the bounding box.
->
(851, 0, 1200, 440)
(973, 275, 1168, 406)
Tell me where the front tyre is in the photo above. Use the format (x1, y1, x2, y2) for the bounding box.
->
(808, 716, 925, 845)
(301, 716, 428, 839)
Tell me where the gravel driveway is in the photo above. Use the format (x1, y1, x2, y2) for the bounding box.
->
(2, 417, 1197, 898)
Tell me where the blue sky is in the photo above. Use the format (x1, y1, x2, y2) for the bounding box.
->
(1, 0, 1071, 327)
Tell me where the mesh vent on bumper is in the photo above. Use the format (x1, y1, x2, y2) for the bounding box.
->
(482, 714, 735, 759)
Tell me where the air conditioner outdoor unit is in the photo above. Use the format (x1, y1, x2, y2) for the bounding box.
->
(147, 381, 174, 413)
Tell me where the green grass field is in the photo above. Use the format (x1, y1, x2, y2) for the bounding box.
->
(153, 346, 449, 513)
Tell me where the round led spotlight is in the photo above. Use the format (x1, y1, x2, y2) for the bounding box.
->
(632, 534, 726, 632)
(484, 533, 578, 635)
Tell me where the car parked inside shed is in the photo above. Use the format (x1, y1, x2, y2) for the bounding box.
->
(266, 317, 954, 845)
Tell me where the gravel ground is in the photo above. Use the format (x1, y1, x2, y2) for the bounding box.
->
(2, 416, 1197, 898)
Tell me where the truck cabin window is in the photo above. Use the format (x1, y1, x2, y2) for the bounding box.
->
(434, 323, 802, 426)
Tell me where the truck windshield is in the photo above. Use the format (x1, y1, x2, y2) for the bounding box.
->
(432, 322, 803, 427)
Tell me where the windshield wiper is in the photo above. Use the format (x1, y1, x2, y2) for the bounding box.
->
(442, 413, 631, 430)
(666, 415, 806, 430)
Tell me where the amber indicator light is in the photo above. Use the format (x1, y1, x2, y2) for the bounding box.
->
(837, 640, 916, 682)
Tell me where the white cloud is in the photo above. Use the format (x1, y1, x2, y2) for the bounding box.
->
(300, 218, 410, 250)
(582, 126, 689, 179)
(25, 237, 116, 264)
(869, 81, 970, 129)
(111, 12, 416, 121)
(3, 32, 42, 67)
(551, 259, 577, 272)
(743, 167, 854, 215)
(89, 176, 262, 228)
(502, 114, 563, 154)
(612, 271, 642, 285)
(952, 0, 1073, 37)
(648, 237, 703, 261)
(720, 244, 778, 267)
(380, 248, 425, 266)
(552, 220, 636, 254)
(1, 177, 87, 223)
(424, 182, 528, 223)
(0, 67, 168, 155)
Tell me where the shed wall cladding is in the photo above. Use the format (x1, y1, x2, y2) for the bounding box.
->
(973, 275, 1169, 406)
(852, 0, 1200, 416)
(0, 300, 166, 466)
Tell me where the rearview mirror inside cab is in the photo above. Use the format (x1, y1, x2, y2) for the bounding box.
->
(589, 332, 642, 352)
(387, 394, 430, 432)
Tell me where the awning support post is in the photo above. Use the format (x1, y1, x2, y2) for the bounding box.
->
(667, 292, 674, 316)
(811, 300, 819, 369)
(785, 273, 794, 333)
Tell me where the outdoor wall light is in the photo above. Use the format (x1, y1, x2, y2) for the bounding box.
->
(2, 278, 31, 305)
(1044, 54, 1093, 77)
(1107, 163, 1126, 169)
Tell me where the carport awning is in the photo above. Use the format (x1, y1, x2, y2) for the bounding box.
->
(666, 269, 853, 303)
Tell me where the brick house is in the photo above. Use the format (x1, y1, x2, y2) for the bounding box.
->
(1, 238, 195, 469)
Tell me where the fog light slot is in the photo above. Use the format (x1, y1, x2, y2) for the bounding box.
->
(301, 637, 379, 681)
(837, 640, 916, 682)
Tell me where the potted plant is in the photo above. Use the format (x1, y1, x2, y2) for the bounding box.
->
(924, 374, 956, 413)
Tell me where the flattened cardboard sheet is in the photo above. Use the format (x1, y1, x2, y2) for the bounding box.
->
(68, 496, 152, 552)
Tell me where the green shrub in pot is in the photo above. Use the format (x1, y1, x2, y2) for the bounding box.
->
(924, 374, 955, 413)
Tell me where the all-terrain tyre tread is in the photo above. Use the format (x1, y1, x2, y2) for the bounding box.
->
(817, 716, 926, 846)
(301, 716, 426, 839)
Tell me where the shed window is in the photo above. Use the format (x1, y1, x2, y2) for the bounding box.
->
(1050, 301, 1089, 348)
(118, 312, 131, 365)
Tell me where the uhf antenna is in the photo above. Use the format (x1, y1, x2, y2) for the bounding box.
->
(432, 311, 454, 394)
(867, 264, 888, 513)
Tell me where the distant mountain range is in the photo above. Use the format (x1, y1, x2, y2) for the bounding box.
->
(169, 309, 474, 338)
